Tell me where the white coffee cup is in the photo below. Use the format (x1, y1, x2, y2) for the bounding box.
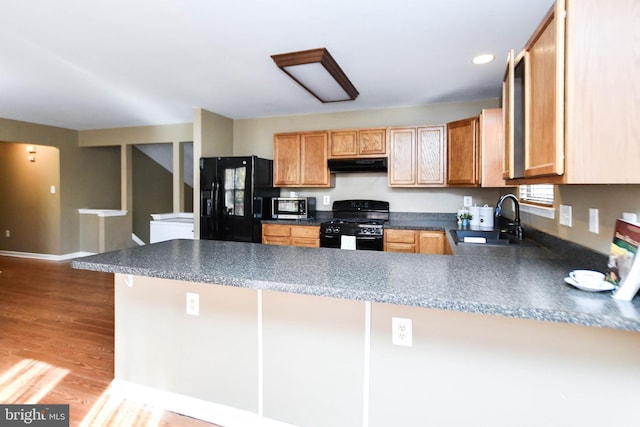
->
(570, 270, 605, 287)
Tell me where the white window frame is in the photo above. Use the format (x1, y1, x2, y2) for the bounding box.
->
(519, 184, 556, 219)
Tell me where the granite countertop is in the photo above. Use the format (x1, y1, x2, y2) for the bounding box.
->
(72, 238, 640, 332)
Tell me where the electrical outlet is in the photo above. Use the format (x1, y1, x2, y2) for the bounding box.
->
(323, 195, 330, 206)
(186, 292, 199, 316)
(589, 208, 599, 234)
(463, 196, 472, 208)
(4, 230, 9, 238)
(392, 317, 412, 347)
(559, 204, 572, 227)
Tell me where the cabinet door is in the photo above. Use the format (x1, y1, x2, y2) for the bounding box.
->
(273, 134, 301, 186)
(300, 132, 330, 186)
(416, 126, 446, 186)
(388, 128, 416, 186)
(417, 231, 445, 255)
(358, 128, 386, 156)
(480, 108, 512, 188)
(447, 117, 479, 186)
(502, 49, 515, 179)
(329, 130, 358, 158)
(524, 1, 565, 177)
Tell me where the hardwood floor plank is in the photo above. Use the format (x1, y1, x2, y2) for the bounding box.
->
(0, 256, 220, 427)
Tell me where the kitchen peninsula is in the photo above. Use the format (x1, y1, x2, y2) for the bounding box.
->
(73, 239, 640, 427)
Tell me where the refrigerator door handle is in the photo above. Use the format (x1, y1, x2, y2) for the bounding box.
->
(213, 178, 221, 235)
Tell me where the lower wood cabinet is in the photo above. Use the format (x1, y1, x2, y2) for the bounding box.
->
(384, 229, 416, 253)
(264, 224, 450, 254)
(417, 230, 451, 255)
(384, 229, 450, 255)
(262, 224, 320, 247)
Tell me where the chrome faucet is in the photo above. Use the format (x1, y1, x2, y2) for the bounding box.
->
(495, 194, 523, 239)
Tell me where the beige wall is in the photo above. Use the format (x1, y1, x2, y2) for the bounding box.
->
(0, 142, 61, 254)
(79, 122, 195, 246)
(233, 98, 499, 158)
(0, 118, 120, 256)
(192, 108, 235, 237)
(78, 123, 193, 147)
(516, 185, 640, 255)
(132, 146, 174, 244)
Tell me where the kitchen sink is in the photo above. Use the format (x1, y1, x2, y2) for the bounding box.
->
(449, 229, 538, 247)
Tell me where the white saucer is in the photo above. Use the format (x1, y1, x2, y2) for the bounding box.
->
(564, 277, 615, 292)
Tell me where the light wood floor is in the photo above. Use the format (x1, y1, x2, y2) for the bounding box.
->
(0, 256, 221, 427)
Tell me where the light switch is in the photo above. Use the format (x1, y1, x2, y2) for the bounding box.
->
(50, 185, 56, 194)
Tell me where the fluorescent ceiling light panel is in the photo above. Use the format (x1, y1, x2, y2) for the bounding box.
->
(271, 48, 359, 102)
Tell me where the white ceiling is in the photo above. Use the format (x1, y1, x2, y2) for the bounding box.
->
(0, 0, 554, 131)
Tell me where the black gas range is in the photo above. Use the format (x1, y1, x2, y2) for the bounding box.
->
(319, 200, 389, 251)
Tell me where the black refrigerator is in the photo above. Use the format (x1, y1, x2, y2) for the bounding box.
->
(200, 156, 279, 243)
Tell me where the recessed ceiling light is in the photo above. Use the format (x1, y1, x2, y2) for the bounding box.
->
(472, 54, 495, 65)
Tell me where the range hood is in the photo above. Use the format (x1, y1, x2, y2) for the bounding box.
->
(328, 158, 388, 173)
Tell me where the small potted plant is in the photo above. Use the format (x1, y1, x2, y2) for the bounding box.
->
(459, 212, 473, 229)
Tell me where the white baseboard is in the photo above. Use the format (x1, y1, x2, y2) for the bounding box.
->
(109, 380, 296, 427)
(0, 250, 95, 261)
(132, 233, 145, 246)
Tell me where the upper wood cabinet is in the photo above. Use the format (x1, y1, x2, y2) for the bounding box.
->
(388, 126, 446, 187)
(563, 0, 640, 183)
(523, 0, 565, 178)
(479, 108, 512, 188)
(505, 0, 640, 184)
(273, 131, 333, 187)
(447, 117, 479, 186)
(329, 128, 386, 158)
(446, 110, 511, 188)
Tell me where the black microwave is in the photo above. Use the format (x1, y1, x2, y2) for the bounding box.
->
(272, 197, 316, 219)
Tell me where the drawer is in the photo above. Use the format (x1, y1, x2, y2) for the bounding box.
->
(263, 236, 291, 246)
(384, 229, 416, 243)
(263, 224, 291, 237)
(291, 237, 320, 247)
(385, 242, 416, 253)
(290, 226, 320, 239)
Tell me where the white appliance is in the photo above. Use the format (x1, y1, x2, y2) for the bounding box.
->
(479, 205, 495, 229)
